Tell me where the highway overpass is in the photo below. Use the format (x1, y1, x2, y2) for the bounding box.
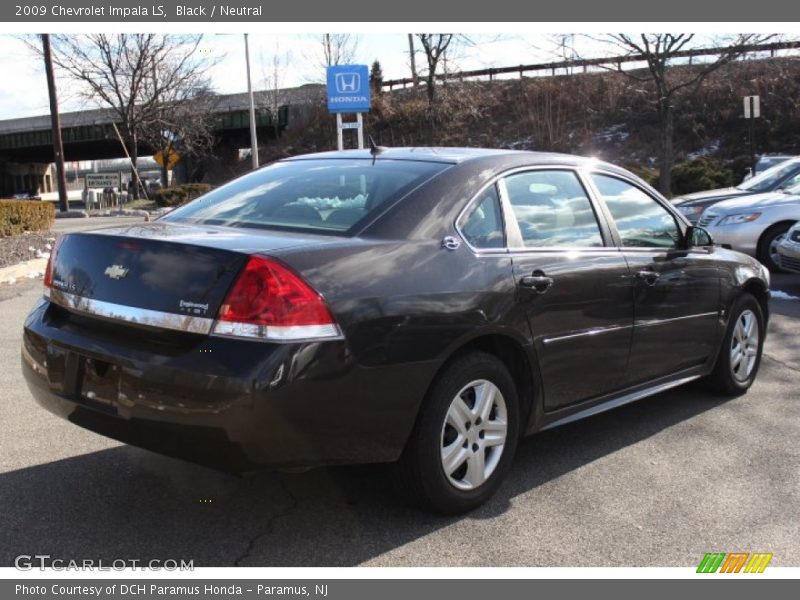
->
(0, 84, 323, 196)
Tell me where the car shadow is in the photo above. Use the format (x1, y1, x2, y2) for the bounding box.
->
(0, 383, 733, 567)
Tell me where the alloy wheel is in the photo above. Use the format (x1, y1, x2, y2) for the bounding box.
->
(730, 309, 759, 382)
(440, 379, 508, 491)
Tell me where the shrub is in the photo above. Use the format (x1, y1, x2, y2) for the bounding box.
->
(670, 157, 734, 196)
(0, 200, 55, 237)
(623, 163, 660, 188)
(153, 183, 214, 208)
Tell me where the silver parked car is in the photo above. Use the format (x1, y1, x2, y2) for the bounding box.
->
(700, 184, 800, 271)
(776, 221, 800, 274)
(675, 156, 800, 224)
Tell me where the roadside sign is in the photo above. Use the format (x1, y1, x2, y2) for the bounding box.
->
(85, 173, 120, 189)
(338, 121, 360, 129)
(327, 64, 371, 113)
(744, 95, 761, 119)
(154, 147, 181, 169)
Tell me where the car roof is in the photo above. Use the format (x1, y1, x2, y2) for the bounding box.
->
(282, 147, 607, 168)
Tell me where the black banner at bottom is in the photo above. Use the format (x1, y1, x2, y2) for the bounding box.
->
(3, 579, 798, 600)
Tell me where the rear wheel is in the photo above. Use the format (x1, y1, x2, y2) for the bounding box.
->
(704, 294, 764, 396)
(757, 222, 793, 272)
(393, 352, 520, 514)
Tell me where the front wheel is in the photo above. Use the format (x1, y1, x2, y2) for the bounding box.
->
(392, 352, 520, 514)
(704, 294, 765, 396)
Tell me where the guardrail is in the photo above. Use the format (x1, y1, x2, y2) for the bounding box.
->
(382, 40, 800, 90)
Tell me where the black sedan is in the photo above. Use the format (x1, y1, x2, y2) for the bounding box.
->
(22, 148, 770, 514)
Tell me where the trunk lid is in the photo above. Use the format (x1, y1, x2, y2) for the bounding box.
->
(49, 221, 338, 323)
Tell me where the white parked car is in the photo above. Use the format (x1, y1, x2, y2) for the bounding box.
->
(699, 184, 800, 272)
(776, 221, 800, 274)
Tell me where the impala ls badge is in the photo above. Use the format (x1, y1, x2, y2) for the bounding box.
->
(104, 265, 129, 280)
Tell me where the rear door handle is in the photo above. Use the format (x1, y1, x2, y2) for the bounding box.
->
(520, 271, 554, 294)
(636, 270, 660, 286)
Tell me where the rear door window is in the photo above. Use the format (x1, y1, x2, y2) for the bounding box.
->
(502, 170, 605, 248)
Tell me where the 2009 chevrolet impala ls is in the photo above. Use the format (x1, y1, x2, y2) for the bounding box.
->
(22, 148, 770, 513)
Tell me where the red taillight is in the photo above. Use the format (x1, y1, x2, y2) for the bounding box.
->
(43, 236, 64, 291)
(213, 256, 341, 341)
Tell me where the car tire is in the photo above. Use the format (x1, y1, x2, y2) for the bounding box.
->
(757, 222, 793, 272)
(392, 352, 520, 514)
(704, 294, 765, 396)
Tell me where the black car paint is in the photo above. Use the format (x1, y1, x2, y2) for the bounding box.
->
(21, 149, 770, 471)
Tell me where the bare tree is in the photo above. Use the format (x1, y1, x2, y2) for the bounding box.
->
(593, 34, 773, 195)
(321, 33, 359, 67)
(416, 34, 455, 103)
(138, 84, 218, 188)
(261, 42, 290, 140)
(33, 34, 215, 198)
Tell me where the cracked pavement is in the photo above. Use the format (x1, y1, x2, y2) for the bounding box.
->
(1, 228, 798, 566)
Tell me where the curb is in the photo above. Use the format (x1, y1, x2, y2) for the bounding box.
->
(0, 257, 48, 285)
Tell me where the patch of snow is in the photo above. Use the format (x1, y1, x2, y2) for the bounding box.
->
(45, 243, 52, 250)
(28, 246, 36, 253)
(687, 139, 721, 161)
(594, 123, 630, 143)
(771, 290, 800, 301)
(35, 250, 50, 259)
(2, 276, 16, 285)
(26, 270, 44, 279)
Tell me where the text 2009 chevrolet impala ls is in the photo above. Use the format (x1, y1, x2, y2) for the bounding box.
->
(22, 148, 769, 513)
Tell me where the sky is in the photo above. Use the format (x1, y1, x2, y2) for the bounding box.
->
(0, 33, 594, 121)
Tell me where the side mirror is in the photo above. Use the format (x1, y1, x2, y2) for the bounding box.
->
(685, 225, 714, 249)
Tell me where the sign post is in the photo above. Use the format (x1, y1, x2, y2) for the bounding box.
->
(744, 95, 761, 171)
(326, 64, 371, 151)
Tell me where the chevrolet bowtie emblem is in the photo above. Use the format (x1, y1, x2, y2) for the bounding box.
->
(104, 265, 129, 280)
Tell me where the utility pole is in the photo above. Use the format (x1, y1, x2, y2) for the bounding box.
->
(244, 33, 259, 170)
(408, 34, 418, 86)
(42, 34, 68, 212)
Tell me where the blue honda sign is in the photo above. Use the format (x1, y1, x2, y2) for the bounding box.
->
(326, 64, 371, 113)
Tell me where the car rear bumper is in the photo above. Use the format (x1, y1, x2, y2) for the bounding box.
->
(21, 298, 436, 471)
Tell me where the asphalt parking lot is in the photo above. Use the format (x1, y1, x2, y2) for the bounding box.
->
(1, 216, 799, 567)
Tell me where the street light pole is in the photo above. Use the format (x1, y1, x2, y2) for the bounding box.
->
(244, 33, 259, 170)
(41, 34, 69, 212)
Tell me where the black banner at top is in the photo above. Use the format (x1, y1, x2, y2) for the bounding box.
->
(2, 0, 799, 22)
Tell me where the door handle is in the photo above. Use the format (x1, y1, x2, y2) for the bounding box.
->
(636, 270, 660, 286)
(520, 271, 554, 294)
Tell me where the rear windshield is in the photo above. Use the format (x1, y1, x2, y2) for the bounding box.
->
(162, 158, 449, 234)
